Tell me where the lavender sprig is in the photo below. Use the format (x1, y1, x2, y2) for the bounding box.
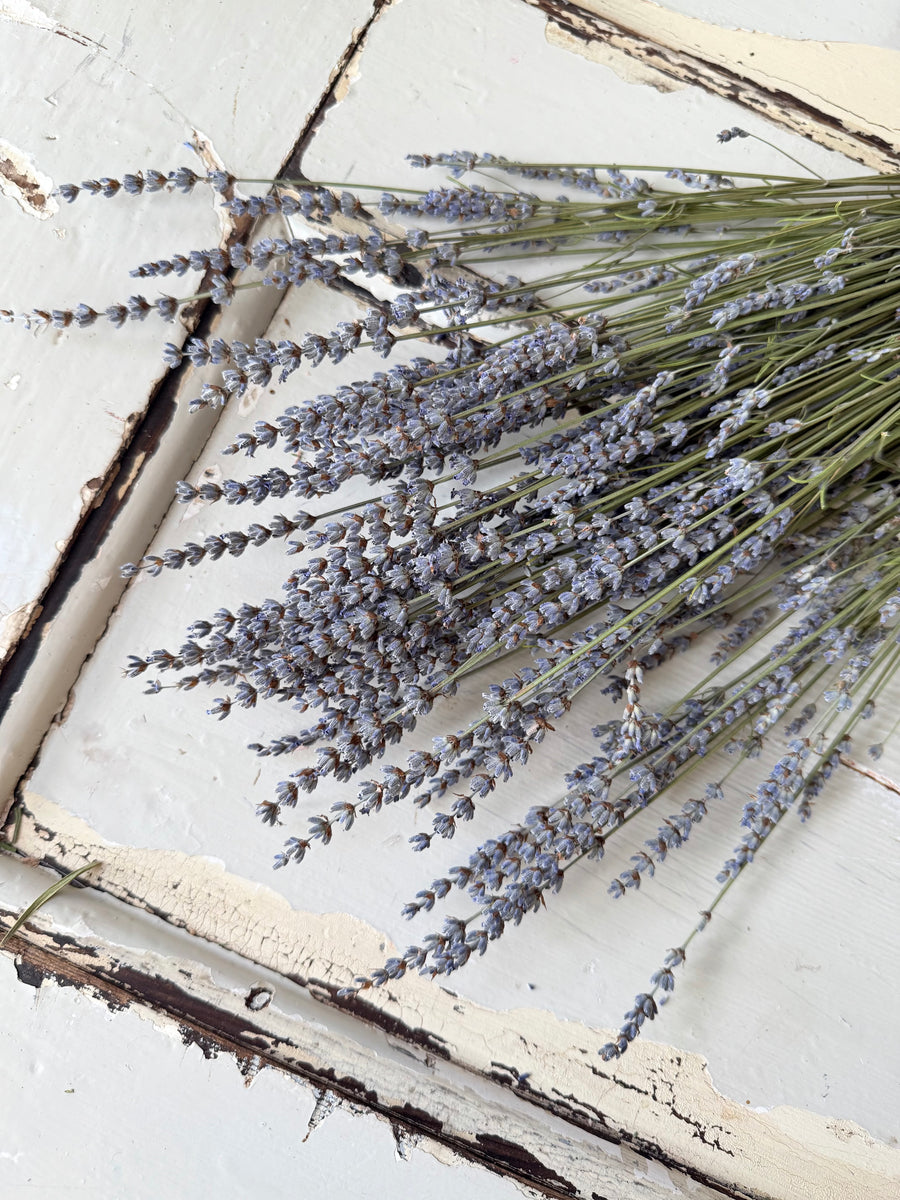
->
(13, 152, 900, 1061)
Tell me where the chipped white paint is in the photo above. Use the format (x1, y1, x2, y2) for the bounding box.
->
(0, 852, 719, 1199)
(10, 793, 900, 1199)
(3, 0, 900, 1196)
(546, 21, 687, 91)
(0, 603, 33, 656)
(0, 0, 375, 666)
(0, 948, 539, 1200)
(551, 0, 900, 153)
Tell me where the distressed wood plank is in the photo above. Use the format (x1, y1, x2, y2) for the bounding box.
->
(0, 850, 717, 1199)
(522, 0, 900, 170)
(7, 789, 900, 1200)
(4, 0, 900, 1195)
(0, 931, 549, 1199)
(0, 0, 376, 667)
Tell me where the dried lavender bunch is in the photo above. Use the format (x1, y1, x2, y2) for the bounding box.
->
(12, 151, 900, 1060)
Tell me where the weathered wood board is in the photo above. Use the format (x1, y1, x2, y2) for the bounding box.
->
(0, 0, 376, 789)
(2, 2, 900, 1197)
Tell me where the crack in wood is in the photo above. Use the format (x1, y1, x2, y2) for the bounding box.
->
(0, 805, 805, 1199)
(281, 0, 393, 172)
(2, 929, 591, 1200)
(548, 1086, 749, 1199)
(521, 0, 899, 170)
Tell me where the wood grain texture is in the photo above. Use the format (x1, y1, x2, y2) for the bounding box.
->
(524, 0, 900, 169)
(0, 0, 375, 667)
(3, 1, 899, 1196)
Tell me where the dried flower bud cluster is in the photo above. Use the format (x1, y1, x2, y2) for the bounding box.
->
(15, 149, 900, 1060)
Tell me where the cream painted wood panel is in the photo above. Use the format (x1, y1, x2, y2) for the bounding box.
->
(528, 0, 900, 169)
(3, 1, 900, 1197)
(646, 0, 900, 47)
(0, 0, 375, 665)
(0, 943, 543, 1199)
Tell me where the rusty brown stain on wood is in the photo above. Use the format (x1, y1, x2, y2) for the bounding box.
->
(0, 154, 50, 216)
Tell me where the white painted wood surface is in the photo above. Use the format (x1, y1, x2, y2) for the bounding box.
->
(0, 0, 375, 806)
(0, 919, 542, 1199)
(0, 0, 373, 652)
(2, 1, 900, 1197)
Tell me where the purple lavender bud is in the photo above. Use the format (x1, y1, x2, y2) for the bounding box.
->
(170, 167, 200, 193)
(207, 170, 234, 193)
(210, 274, 234, 305)
(73, 304, 99, 327)
(105, 304, 128, 327)
(154, 296, 179, 321)
(126, 295, 151, 321)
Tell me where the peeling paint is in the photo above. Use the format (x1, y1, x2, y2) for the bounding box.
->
(287, 0, 392, 161)
(178, 1023, 220, 1060)
(0, 139, 56, 219)
(392, 1124, 421, 1162)
(12, 949, 126, 1011)
(12, 792, 900, 1199)
(303, 1088, 341, 1141)
(49, 684, 77, 727)
(188, 130, 234, 241)
(113, 451, 149, 502)
(239, 1053, 264, 1086)
(78, 477, 103, 510)
(546, 21, 684, 91)
(3, 921, 643, 1195)
(0, 602, 39, 663)
(0, 0, 98, 47)
(0, 0, 55, 32)
(332, 45, 363, 104)
(524, 0, 900, 168)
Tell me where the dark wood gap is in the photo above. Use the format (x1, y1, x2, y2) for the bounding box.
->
(4, 926, 593, 1200)
(0, 0, 396, 817)
(521, 0, 899, 171)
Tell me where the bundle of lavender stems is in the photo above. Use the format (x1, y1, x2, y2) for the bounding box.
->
(12, 141, 900, 1059)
